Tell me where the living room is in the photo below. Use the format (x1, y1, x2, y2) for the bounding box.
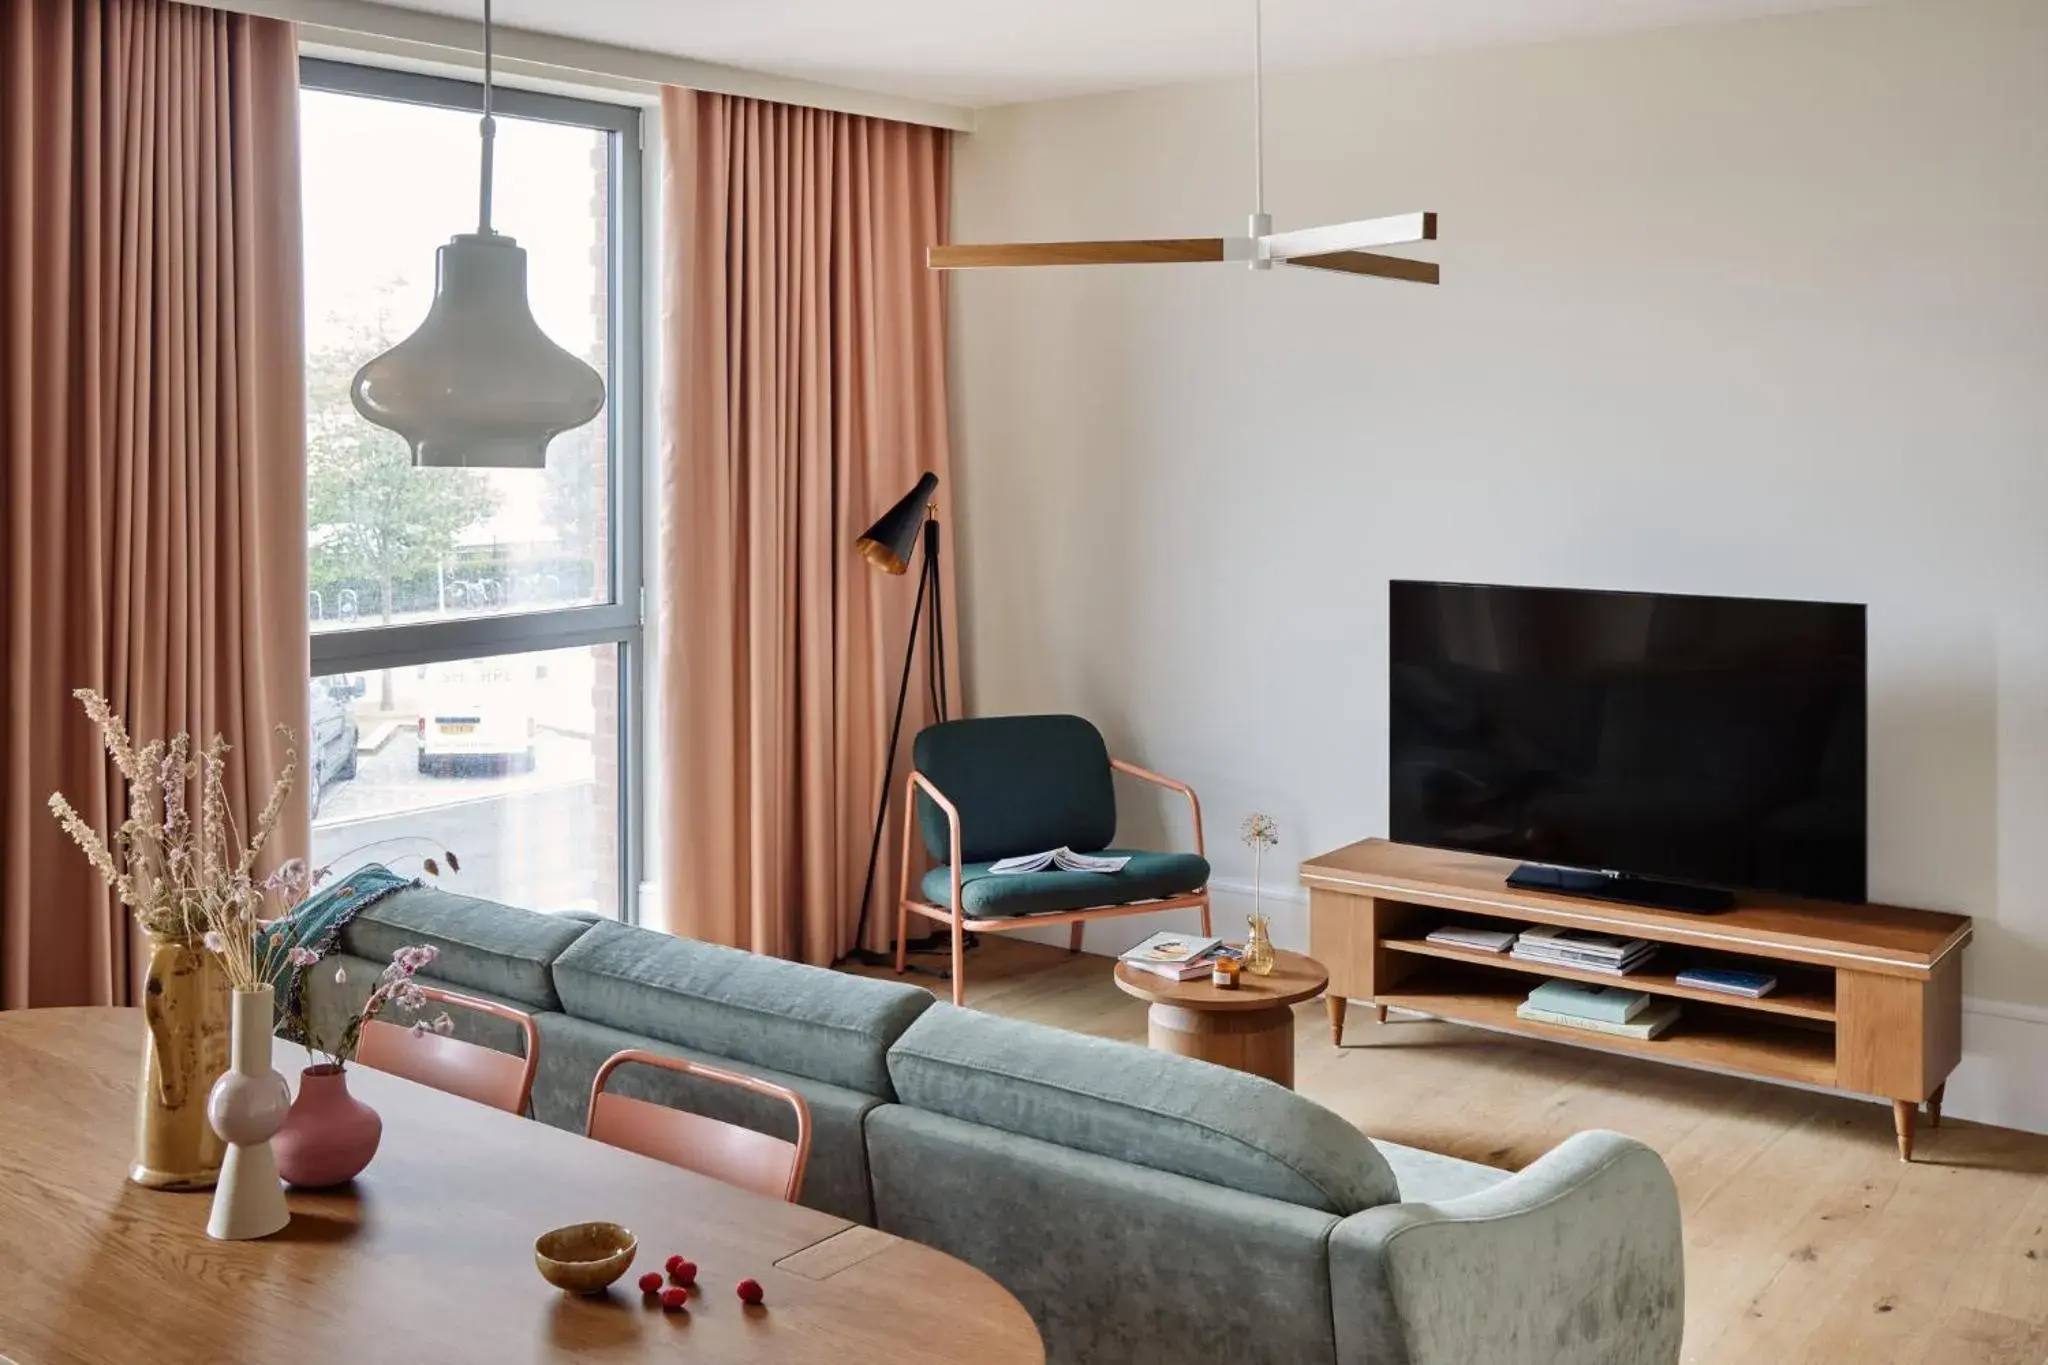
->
(2, 0, 2044, 1363)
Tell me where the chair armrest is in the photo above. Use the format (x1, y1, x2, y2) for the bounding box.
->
(1108, 758, 1206, 858)
(1330, 1131, 1683, 1365)
(906, 770, 964, 913)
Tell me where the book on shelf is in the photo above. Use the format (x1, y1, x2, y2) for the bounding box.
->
(1524, 979, 1655, 1024)
(990, 846, 1131, 875)
(1517, 998, 1682, 1041)
(1674, 967, 1778, 998)
(1515, 926, 1652, 961)
(1512, 927, 1657, 975)
(1423, 925, 1518, 954)
(1511, 947, 1657, 976)
(1119, 932, 1223, 971)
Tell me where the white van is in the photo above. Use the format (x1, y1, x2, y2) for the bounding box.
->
(415, 656, 540, 775)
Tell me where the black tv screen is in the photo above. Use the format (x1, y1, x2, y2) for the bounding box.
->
(1390, 581, 1867, 903)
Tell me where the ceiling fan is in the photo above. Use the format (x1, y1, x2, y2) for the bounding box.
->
(927, 0, 1440, 286)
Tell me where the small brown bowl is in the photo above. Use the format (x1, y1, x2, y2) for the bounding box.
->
(534, 1221, 639, 1294)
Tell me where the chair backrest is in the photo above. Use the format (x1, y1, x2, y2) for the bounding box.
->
(912, 714, 1116, 863)
(357, 986, 539, 1116)
(585, 1049, 813, 1203)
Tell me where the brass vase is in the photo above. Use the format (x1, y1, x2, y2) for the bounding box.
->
(1244, 914, 1277, 976)
(131, 933, 231, 1190)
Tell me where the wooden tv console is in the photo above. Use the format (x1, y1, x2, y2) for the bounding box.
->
(1302, 839, 1972, 1161)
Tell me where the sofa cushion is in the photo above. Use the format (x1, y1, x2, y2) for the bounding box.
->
(338, 884, 596, 1011)
(913, 715, 1117, 863)
(551, 920, 933, 1097)
(868, 1105, 1343, 1365)
(920, 849, 1210, 918)
(886, 1005, 1399, 1215)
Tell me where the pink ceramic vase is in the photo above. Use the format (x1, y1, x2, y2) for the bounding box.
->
(273, 1064, 382, 1188)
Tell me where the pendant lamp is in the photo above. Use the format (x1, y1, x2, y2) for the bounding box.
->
(930, 0, 1439, 285)
(349, 0, 606, 469)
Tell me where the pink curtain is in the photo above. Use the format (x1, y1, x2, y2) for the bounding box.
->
(659, 88, 956, 963)
(0, 0, 308, 1009)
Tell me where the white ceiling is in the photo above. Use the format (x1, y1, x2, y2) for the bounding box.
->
(377, 0, 1872, 107)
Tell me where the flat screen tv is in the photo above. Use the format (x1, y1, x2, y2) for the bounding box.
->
(1389, 580, 1866, 910)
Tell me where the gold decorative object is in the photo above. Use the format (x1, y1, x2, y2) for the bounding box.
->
(1243, 917, 1278, 976)
(534, 1221, 639, 1294)
(131, 932, 230, 1190)
(1241, 812, 1281, 976)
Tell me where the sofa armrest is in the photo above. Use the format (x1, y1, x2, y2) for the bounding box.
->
(1330, 1130, 1683, 1365)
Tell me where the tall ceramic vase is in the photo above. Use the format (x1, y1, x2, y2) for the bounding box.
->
(205, 985, 292, 1240)
(132, 933, 231, 1190)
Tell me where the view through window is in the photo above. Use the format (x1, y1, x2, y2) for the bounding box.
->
(301, 63, 642, 918)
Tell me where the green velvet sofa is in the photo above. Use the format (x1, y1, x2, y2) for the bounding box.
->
(299, 883, 1685, 1365)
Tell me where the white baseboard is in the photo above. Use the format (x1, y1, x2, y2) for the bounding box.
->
(1946, 998, 2048, 1136)
(1007, 879, 2048, 1138)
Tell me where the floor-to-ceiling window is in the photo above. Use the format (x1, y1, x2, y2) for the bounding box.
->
(301, 60, 643, 918)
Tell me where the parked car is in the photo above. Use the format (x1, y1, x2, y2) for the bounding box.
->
(309, 678, 361, 815)
(416, 657, 539, 776)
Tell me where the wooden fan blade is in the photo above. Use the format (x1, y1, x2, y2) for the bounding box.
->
(1285, 250, 1441, 285)
(928, 239, 1227, 269)
(1260, 212, 1437, 261)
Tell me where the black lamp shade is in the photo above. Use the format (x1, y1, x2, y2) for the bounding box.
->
(856, 471, 938, 575)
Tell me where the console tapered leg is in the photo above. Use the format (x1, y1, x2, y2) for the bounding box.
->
(1326, 995, 1348, 1045)
(1374, 1004, 1389, 1024)
(1927, 1083, 1946, 1129)
(1893, 1099, 1916, 1162)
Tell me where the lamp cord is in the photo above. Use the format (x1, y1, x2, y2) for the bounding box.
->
(478, 0, 496, 235)
(1252, 0, 1264, 218)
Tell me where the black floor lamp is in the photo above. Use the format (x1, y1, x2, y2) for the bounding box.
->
(842, 472, 952, 970)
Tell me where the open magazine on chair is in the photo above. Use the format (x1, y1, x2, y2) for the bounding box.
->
(988, 847, 1132, 875)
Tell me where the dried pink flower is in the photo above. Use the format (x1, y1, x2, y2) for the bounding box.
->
(430, 1013, 454, 1036)
(286, 945, 320, 968)
(203, 930, 227, 954)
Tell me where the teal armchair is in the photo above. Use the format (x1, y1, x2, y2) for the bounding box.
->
(895, 715, 1211, 1005)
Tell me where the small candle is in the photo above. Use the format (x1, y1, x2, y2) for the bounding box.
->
(1213, 957, 1241, 989)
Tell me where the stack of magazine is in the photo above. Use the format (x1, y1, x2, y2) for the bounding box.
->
(1119, 932, 1231, 981)
(1511, 926, 1657, 976)
(1516, 979, 1681, 1040)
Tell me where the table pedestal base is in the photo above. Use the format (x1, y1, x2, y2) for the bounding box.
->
(1147, 1003, 1296, 1087)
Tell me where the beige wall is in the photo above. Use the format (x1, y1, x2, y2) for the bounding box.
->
(947, 0, 2048, 1009)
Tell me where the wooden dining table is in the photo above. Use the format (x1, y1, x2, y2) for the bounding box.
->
(0, 1008, 1043, 1365)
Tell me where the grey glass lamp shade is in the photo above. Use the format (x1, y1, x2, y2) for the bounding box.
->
(349, 232, 606, 469)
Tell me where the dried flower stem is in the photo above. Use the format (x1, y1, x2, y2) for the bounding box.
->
(49, 690, 306, 986)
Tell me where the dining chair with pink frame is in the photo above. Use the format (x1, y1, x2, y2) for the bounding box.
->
(584, 1049, 813, 1203)
(357, 985, 540, 1116)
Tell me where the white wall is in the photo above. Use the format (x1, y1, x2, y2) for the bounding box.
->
(946, 0, 2048, 1123)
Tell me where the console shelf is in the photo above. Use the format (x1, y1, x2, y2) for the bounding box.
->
(1375, 965, 1838, 1088)
(1303, 839, 1971, 1160)
(1379, 937, 1838, 1021)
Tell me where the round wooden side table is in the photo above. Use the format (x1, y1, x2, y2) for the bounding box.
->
(1112, 949, 1329, 1088)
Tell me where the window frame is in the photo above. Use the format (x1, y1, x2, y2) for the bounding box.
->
(300, 56, 647, 921)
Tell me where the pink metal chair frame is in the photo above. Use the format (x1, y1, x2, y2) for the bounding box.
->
(357, 985, 540, 1116)
(585, 1049, 814, 1204)
(896, 756, 1211, 1006)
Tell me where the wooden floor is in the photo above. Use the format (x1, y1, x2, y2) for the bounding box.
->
(853, 937, 2048, 1365)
